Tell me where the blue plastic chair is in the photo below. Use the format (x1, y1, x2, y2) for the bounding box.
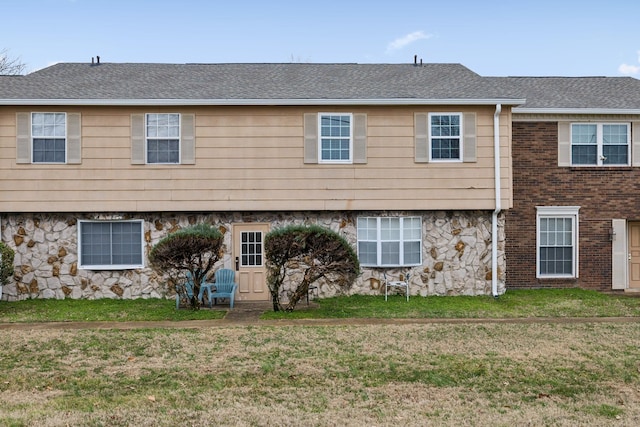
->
(202, 268, 237, 309)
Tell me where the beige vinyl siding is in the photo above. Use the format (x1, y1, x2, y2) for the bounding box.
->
(0, 105, 512, 212)
(632, 122, 640, 167)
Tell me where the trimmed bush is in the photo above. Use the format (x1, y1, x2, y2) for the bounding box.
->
(149, 224, 223, 309)
(265, 224, 359, 311)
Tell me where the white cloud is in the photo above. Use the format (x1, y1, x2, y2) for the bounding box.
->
(619, 63, 640, 75)
(386, 31, 431, 53)
(618, 50, 640, 75)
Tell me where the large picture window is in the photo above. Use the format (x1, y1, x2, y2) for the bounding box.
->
(357, 217, 422, 267)
(78, 220, 144, 269)
(146, 113, 180, 164)
(536, 207, 579, 278)
(571, 123, 629, 166)
(319, 113, 352, 163)
(32, 112, 66, 163)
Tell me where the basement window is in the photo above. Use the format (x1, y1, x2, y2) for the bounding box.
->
(357, 217, 422, 267)
(78, 220, 144, 269)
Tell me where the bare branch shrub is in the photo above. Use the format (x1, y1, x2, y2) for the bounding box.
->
(265, 225, 359, 312)
(149, 224, 223, 309)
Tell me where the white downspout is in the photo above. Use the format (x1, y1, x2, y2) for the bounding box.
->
(492, 104, 502, 297)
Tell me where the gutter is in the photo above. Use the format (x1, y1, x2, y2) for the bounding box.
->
(0, 98, 526, 107)
(513, 107, 640, 115)
(492, 104, 502, 297)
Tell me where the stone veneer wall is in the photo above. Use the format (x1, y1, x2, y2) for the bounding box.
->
(1, 210, 505, 301)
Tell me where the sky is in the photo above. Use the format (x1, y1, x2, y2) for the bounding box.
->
(2, 0, 640, 77)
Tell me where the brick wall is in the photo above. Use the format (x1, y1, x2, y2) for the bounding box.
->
(507, 121, 640, 291)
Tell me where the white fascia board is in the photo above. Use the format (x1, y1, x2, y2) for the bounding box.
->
(0, 98, 526, 106)
(515, 107, 640, 115)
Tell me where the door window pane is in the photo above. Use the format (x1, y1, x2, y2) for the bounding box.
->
(241, 231, 263, 266)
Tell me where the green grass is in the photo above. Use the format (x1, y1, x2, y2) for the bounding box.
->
(0, 288, 638, 323)
(0, 298, 226, 323)
(261, 288, 640, 319)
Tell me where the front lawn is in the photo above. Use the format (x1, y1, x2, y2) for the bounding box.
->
(0, 298, 226, 323)
(261, 288, 640, 319)
(0, 289, 638, 323)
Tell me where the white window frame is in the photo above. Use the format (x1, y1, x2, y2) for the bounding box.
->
(357, 216, 422, 267)
(318, 113, 353, 164)
(536, 206, 580, 279)
(428, 112, 463, 162)
(31, 112, 67, 163)
(78, 219, 145, 270)
(145, 113, 181, 164)
(570, 123, 630, 166)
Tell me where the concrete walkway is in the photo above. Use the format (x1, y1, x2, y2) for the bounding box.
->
(0, 299, 638, 330)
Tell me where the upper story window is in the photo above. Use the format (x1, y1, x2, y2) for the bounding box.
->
(78, 220, 144, 270)
(429, 113, 461, 161)
(146, 113, 180, 164)
(536, 206, 579, 278)
(357, 216, 422, 267)
(32, 112, 66, 163)
(571, 123, 630, 166)
(319, 113, 352, 163)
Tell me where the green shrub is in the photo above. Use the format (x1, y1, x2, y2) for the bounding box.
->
(0, 242, 15, 288)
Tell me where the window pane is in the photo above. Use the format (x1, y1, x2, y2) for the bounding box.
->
(111, 222, 143, 265)
(380, 218, 400, 240)
(603, 125, 627, 144)
(358, 241, 377, 265)
(540, 247, 573, 275)
(147, 139, 179, 164)
(381, 242, 400, 265)
(81, 222, 112, 265)
(404, 241, 421, 265)
(432, 139, 460, 159)
(357, 217, 377, 240)
(571, 145, 597, 165)
(33, 138, 65, 163)
(572, 124, 596, 144)
(603, 145, 627, 165)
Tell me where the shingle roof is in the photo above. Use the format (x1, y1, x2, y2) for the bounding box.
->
(0, 62, 520, 103)
(2, 63, 640, 110)
(487, 76, 640, 110)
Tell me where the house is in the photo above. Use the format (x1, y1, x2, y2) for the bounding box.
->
(502, 76, 640, 293)
(0, 61, 523, 301)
